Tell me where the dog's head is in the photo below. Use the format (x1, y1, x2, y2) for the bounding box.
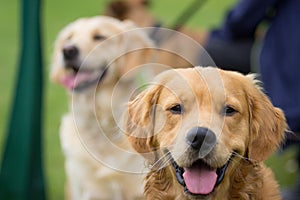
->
(124, 67, 286, 199)
(51, 16, 153, 92)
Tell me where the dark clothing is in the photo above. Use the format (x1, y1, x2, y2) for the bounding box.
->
(209, 0, 300, 131)
(204, 34, 253, 74)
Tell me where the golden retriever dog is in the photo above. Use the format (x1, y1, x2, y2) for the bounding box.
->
(51, 16, 154, 200)
(124, 67, 286, 200)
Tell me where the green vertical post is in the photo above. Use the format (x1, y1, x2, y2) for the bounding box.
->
(0, 0, 46, 199)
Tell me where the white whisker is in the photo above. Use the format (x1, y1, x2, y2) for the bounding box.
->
(231, 151, 258, 164)
(150, 150, 172, 170)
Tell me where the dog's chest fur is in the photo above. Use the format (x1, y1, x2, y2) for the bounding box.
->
(60, 84, 144, 199)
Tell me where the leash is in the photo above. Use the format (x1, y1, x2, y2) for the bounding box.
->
(170, 0, 208, 30)
(151, 0, 208, 45)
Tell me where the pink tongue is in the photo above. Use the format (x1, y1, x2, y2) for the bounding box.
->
(183, 162, 217, 195)
(60, 73, 91, 90)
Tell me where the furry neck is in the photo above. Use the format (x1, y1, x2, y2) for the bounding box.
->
(145, 165, 181, 200)
(225, 160, 264, 200)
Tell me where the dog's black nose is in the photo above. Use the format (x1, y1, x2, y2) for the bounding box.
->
(186, 127, 217, 150)
(63, 44, 79, 60)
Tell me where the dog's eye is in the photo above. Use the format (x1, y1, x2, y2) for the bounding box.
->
(223, 105, 238, 116)
(169, 104, 183, 115)
(93, 34, 106, 41)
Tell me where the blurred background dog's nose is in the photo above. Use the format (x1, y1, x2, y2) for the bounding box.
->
(186, 127, 216, 151)
(62, 44, 79, 60)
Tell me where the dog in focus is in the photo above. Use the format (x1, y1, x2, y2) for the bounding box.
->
(124, 67, 286, 200)
(51, 16, 154, 200)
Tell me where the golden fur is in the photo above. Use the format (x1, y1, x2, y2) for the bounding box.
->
(51, 16, 154, 200)
(124, 67, 286, 200)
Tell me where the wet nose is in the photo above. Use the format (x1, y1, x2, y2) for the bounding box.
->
(62, 44, 79, 60)
(186, 127, 217, 150)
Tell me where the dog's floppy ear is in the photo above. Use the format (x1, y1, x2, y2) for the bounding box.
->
(246, 75, 287, 162)
(124, 84, 161, 162)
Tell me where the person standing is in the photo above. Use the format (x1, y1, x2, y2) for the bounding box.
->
(204, 0, 300, 199)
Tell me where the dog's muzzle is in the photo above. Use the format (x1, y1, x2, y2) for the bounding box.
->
(167, 149, 232, 196)
(164, 127, 231, 196)
(186, 127, 217, 158)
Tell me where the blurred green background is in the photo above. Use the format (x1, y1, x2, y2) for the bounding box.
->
(0, 0, 297, 199)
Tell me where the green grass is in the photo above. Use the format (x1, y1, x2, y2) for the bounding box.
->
(150, 0, 236, 28)
(0, 0, 297, 199)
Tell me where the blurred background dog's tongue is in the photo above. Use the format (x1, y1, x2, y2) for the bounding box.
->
(60, 73, 91, 90)
(61, 75, 76, 90)
(183, 161, 217, 195)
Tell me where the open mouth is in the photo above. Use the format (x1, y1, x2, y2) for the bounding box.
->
(60, 64, 107, 92)
(169, 152, 232, 196)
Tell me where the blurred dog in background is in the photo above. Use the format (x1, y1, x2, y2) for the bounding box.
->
(51, 16, 153, 200)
